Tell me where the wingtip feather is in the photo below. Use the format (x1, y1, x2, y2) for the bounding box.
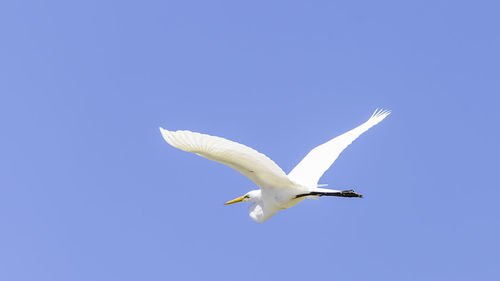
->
(370, 108, 391, 120)
(159, 127, 174, 145)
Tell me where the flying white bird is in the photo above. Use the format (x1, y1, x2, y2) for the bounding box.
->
(160, 109, 390, 222)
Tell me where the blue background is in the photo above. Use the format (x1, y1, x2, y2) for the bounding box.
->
(1, 1, 499, 280)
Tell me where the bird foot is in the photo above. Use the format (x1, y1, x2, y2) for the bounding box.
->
(340, 190, 363, 198)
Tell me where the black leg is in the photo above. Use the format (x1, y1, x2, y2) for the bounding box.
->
(295, 189, 363, 199)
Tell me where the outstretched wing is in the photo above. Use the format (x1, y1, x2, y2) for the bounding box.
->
(288, 109, 391, 188)
(159, 128, 294, 189)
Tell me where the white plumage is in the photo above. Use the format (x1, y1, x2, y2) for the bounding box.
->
(288, 109, 391, 188)
(160, 109, 390, 222)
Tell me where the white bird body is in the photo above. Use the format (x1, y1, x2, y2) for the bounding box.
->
(160, 109, 390, 222)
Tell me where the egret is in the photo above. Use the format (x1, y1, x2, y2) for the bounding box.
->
(160, 109, 390, 222)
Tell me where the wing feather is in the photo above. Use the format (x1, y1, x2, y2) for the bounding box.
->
(288, 109, 391, 188)
(159, 128, 294, 189)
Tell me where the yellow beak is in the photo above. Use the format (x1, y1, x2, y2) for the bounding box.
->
(224, 196, 245, 205)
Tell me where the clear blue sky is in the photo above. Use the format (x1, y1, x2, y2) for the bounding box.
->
(1, 1, 499, 280)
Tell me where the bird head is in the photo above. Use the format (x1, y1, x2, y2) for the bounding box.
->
(224, 189, 261, 205)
